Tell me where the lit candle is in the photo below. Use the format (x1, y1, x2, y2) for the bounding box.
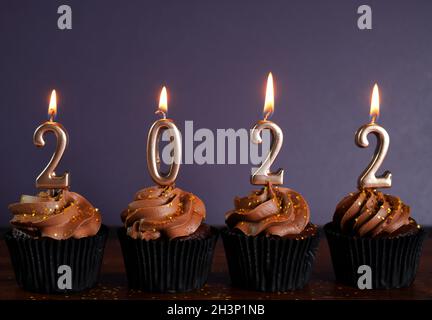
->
(251, 72, 284, 185)
(147, 86, 182, 186)
(355, 83, 392, 189)
(33, 90, 70, 191)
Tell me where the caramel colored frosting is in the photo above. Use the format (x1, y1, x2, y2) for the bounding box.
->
(121, 185, 206, 240)
(9, 190, 102, 240)
(225, 184, 312, 238)
(333, 189, 419, 237)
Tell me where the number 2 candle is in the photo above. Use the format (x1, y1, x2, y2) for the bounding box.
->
(355, 84, 392, 189)
(251, 72, 284, 185)
(34, 90, 70, 192)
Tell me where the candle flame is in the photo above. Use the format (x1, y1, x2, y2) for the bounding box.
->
(263, 72, 274, 120)
(48, 90, 57, 121)
(370, 83, 380, 122)
(158, 86, 168, 115)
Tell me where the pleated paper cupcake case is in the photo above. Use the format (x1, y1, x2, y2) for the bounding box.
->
(324, 223, 426, 289)
(4, 225, 108, 293)
(221, 228, 320, 292)
(118, 227, 218, 293)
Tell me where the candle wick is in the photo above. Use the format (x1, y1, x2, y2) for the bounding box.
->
(155, 109, 167, 119)
(370, 115, 377, 124)
(263, 112, 270, 121)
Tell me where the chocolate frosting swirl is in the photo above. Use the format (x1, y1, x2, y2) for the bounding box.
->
(225, 185, 311, 238)
(121, 185, 206, 240)
(333, 190, 418, 237)
(9, 190, 102, 240)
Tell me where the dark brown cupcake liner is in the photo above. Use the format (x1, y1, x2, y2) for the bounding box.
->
(221, 228, 320, 292)
(117, 226, 218, 293)
(4, 225, 108, 294)
(324, 222, 426, 289)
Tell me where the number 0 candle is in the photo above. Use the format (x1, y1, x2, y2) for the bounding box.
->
(147, 86, 182, 186)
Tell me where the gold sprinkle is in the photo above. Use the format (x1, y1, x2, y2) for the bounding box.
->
(357, 202, 362, 206)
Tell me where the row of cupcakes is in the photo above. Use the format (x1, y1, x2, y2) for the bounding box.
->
(5, 182, 425, 294)
(4, 76, 426, 294)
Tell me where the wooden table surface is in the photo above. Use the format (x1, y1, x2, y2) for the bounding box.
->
(0, 228, 431, 300)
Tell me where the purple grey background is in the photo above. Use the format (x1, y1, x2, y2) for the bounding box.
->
(0, 0, 431, 227)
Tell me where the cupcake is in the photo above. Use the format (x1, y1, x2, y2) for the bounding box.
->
(118, 185, 217, 293)
(325, 189, 426, 289)
(5, 190, 107, 293)
(221, 183, 320, 292)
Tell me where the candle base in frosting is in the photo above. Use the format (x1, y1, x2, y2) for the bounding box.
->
(121, 185, 207, 240)
(9, 190, 102, 240)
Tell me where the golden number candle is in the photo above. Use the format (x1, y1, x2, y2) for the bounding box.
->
(355, 83, 392, 189)
(33, 90, 70, 190)
(251, 73, 284, 185)
(146, 86, 182, 186)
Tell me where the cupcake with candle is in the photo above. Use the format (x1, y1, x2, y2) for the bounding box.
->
(4, 90, 108, 294)
(118, 87, 217, 293)
(222, 184, 319, 292)
(324, 84, 426, 289)
(221, 73, 320, 292)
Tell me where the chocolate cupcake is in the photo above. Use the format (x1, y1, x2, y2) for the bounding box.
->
(118, 185, 217, 293)
(5, 190, 107, 293)
(325, 189, 426, 289)
(221, 184, 320, 292)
